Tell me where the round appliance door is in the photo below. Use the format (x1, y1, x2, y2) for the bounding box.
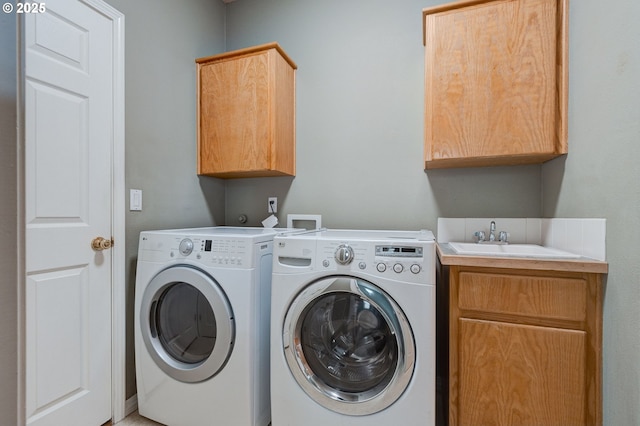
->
(140, 265, 235, 383)
(283, 276, 415, 415)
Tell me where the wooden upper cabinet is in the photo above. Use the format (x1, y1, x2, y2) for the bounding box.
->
(422, 0, 568, 169)
(196, 43, 296, 178)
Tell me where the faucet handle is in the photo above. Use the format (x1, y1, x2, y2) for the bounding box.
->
(474, 231, 486, 242)
(498, 231, 509, 243)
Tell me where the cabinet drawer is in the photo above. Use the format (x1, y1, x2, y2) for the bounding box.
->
(458, 272, 587, 322)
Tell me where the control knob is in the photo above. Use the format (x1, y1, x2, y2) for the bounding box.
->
(179, 238, 194, 256)
(334, 244, 354, 265)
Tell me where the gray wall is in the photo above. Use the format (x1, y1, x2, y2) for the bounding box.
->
(223, 0, 542, 230)
(0, 12, 18, 426)
(225, 0, 640, 425)
(104, 0, 227, 399)
(5, 1, 634, 422)
(542, 1, 640, 424)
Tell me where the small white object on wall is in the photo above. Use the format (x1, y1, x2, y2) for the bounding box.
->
(262, 214, 279, 228)
(286, 214, 322, 230)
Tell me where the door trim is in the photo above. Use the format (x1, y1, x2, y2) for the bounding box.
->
(96, 0, 126, 421)
(16, 1, 126, 423)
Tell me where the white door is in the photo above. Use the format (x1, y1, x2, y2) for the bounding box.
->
(25, 1, 117, 424)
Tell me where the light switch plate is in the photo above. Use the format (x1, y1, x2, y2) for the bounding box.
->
(130, 189, 142, 211)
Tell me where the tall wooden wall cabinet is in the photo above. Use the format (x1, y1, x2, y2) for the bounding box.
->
(422, 0, 568, 169)
(196, 43, 297, 178)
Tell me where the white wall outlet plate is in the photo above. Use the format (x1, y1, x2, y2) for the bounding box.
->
(268, 197, 277, 213)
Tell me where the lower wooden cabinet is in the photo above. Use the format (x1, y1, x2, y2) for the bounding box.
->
(446, 267, 602, 426)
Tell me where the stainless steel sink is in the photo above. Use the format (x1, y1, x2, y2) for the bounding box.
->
(448, 242, 581, 259)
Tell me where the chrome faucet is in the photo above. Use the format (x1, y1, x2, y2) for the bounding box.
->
(475, 221, 508, 244)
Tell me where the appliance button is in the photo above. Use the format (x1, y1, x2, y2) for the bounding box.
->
(376, 263, 386, 272)
(322, 259, 330, 268)
(410, 264, 421, 274)
(358, 262, 366, 270)
(393, 263, 404, 273)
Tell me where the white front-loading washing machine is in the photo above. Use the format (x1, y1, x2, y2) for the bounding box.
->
(134, 227, 292, 426)
(271, 229, 436, 426)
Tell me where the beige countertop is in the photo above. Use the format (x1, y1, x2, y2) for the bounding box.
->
(437, 243, 608, 274)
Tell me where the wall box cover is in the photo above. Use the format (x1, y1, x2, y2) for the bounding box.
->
(422, 0, 568, 169)
(196, 42, 297, 178)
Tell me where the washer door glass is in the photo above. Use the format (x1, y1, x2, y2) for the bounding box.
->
(155, 282, 216, 364)
(283, 276, 415, 415)
(141, 265, 235, 383)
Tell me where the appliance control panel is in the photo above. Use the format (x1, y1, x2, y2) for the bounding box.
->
(138, 233, 260, 267)
(316, 240, 435, 284)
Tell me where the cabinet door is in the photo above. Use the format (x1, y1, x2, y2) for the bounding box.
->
(199, 51, 272, 175)
(457, 319, 586, 426)
(423, 0, 568, 168)
(198, 44, 296, 178)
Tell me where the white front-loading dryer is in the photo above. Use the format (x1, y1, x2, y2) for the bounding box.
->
(271, 229, 436, 426)
(134, 227, 291, 426)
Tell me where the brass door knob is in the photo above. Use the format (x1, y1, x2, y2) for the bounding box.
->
(91, 237, 113, 251)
